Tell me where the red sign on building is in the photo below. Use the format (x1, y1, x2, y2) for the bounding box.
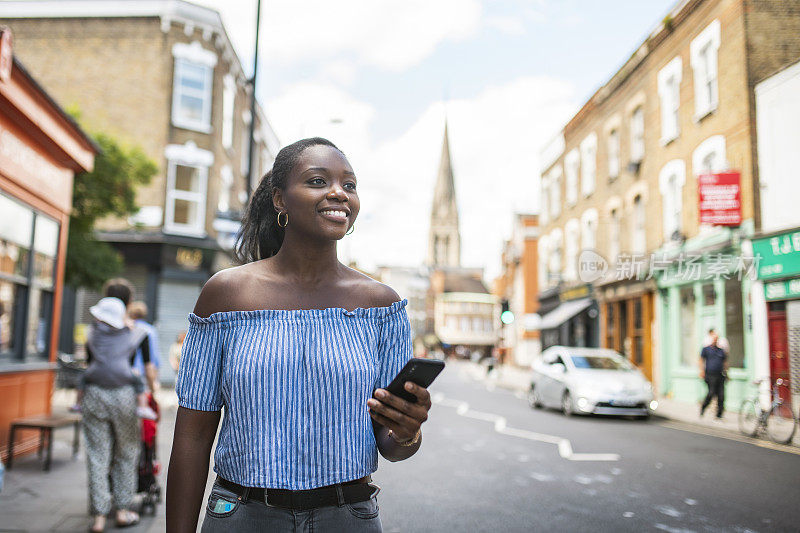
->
(698, 171, 742, 226)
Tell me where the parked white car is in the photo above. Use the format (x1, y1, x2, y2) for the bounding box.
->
(528, 346, 656, 418)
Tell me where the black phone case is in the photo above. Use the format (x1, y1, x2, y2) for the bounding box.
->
(383, 358, 445, 403)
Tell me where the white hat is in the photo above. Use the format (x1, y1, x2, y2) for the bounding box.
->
(89, 297, 127, 329)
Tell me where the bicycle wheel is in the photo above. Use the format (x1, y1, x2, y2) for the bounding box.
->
(766, 403, 797, 444)
(738, 399, 759, 437)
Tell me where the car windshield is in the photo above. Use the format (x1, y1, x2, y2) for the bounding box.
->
(569, 355, 632, 370)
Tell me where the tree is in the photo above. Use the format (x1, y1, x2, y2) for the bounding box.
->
(64, 132, 157, 289)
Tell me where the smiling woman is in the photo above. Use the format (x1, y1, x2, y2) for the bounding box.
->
(166, 138, 433, 533)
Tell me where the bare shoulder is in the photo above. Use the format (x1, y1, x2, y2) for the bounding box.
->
(343, 267, 402, 308)
(193, 263, 265, 318)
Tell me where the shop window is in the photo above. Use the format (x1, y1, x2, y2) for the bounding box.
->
(725, 279, 745, 368)
(0, 191, 59, 363)
(680, 286, 697, 366)
(605, 303, 616, 350)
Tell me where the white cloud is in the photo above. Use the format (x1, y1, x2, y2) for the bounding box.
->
(264, 77, 577, 280)
(195, 0, 482, 72)
(485, 15, 526, 36)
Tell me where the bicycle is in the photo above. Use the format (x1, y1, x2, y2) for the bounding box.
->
(738, 378, 797, 445)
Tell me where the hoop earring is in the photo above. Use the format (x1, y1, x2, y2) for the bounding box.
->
(277, 212, 289, 228)
(346, 224, 355, 235)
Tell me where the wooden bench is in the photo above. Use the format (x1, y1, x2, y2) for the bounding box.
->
(6, 413, 81, 471)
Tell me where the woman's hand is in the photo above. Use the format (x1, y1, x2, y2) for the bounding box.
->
(368, 382, 431, 444)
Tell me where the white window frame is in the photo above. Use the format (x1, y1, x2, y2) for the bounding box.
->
(630, 106, 645, 163)
(658, 56, 682, 144)
(631, 195, 646, 254)
(692, 135, 727, 175)
(222, 75, 236, 149)
(540, 174, 550, 225)
(565, 218, 579, 281)
(549, 228, 563, 281)
(658, 159, 687, 242)
(538, 235, 550, 289)
(607, 129, 620, 180)
(581, 208, 598, 252)
(565, 149, 579, 206)
(690, 20, 721, 120)
(609, 207, 621, 265)
(171, 42, 217, 133)
(580, 133, 597, 197)
(548, 165, 562, 219)
(164, 142, 214, 236)
(217, 165, 233, 214)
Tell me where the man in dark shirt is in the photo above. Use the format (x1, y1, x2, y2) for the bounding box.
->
(700, 331, 728, 418)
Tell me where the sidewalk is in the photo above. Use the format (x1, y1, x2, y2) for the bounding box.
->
(454, 360, 799, 447)
(0, 389, 180, 532)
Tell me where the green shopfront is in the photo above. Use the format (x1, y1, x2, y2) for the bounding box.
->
(751, 228, 800, 410)
(655, 225, 756, 409)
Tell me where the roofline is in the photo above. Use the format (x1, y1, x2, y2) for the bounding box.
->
(538, 0, 705, 163)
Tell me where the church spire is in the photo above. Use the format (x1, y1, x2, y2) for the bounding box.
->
(427, 120, 461, 268)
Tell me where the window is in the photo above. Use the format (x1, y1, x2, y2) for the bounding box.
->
(658, 56, 682, 143)
(549, 166, 562, 219)
(608, 129, 620, 180)
(565, 219, 579, 281)
(171, 42, 217, 132)
(565, 149, 579, 206)
(218, 165, 233, 214)
(632, 195, 646, 253)
(241, 112, 252, 176)
(581, 209, 598, 252)
(222, 75, 235, 149)
(725, 278, 744, 368)
(659, 160, 686, 242)
(580, 134, 597, 197)
(549, 229, 563, 280)
(538, 235, 550, 288)
(692, 135, 727, 175)
(690, 20, 721, 119)
(164, 142, 214, 236)
(680, 286, 696, 366)
(540, 175, 549, 225)
(0, 191, 59, 362)
(609, 208, 621, 264)
(630, 106, 645, 163)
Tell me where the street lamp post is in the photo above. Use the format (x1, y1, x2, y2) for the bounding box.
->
(246, 0, 262, 199)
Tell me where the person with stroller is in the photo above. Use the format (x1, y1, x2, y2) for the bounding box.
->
(81, 296, 156, 532)
(167, 138, 433, 532)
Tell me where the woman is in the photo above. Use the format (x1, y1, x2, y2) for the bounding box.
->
(82, 296, 153, 532)
(167, 138, 432, 532)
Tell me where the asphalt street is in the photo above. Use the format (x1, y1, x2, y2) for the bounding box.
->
(371, 363, 800, 533)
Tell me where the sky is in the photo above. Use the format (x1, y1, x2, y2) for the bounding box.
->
(195, 0, 677, 281)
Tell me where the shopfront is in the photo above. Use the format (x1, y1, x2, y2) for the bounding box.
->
(751, 228, 800, 410)
(537, 284, 599, 351)
(655, 227, 756, 409)
(0, 30, 96, 460)
(598, 280, 656, 383)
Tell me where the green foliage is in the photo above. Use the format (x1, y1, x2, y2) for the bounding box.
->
(65, 132, 157, 290)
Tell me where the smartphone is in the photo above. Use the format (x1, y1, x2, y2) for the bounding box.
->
(382, 358, 445, 403)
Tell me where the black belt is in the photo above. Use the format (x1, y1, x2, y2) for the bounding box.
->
(216, 476, 379, 511)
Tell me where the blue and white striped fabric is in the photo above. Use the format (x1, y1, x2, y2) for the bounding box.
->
(176, 299, 412, 490)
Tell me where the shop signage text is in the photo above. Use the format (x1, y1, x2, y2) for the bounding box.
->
(698, 172, 742, 226)
(765, 278, 800, 302)
(752, 229, 800, 281)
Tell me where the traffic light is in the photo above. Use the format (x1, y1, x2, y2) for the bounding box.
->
(500, 299, 514, 325)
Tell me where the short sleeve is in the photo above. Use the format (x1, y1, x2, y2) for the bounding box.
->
(374, 302, 413, 389)
(176, 317, 225, 411)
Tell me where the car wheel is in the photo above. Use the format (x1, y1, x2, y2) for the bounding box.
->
(528, 386, 543, 409)
(561, 391, 573, 416)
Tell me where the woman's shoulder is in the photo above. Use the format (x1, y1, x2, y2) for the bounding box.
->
(342, 266, 402, 309)
(193, 263, 270, 318)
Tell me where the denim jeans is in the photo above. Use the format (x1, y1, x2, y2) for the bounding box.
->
(201, 480, 383, 532)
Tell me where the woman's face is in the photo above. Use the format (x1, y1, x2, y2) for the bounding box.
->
(273, 144, 360, 242)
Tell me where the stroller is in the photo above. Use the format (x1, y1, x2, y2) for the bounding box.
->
(137, 392, 162, 515)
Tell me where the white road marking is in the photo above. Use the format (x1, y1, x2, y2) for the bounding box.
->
(432, 393, 620, 462)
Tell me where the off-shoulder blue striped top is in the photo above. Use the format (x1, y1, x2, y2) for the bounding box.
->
(175, 299, 412, 490)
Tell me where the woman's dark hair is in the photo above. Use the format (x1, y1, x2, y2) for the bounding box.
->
(235, 137, 342, 263)
(103, 278, 134, 306)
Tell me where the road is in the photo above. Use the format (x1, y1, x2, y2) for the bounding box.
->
(371, 362, 800, 532)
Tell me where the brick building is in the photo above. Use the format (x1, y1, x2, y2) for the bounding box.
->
(3, 0, 280, 380)
(537, 0, 800, 407)
(494, 214, 541, 367)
